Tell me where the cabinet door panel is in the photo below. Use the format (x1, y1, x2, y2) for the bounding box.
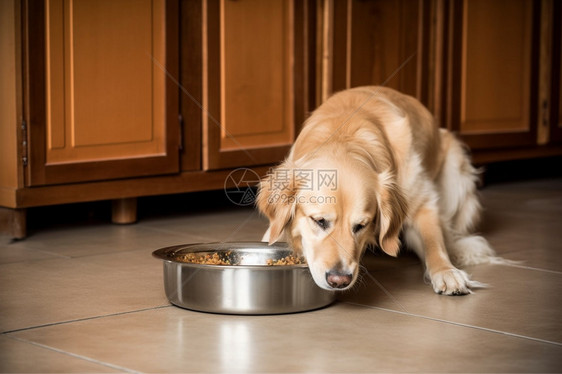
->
(449, 0, 539, 149)
(26, 0, 179, 185)
(326, 0, 420, 101)
(203, 0, 310, 170)
(460, 0, 532, 134)
(221, 0, 292, 150)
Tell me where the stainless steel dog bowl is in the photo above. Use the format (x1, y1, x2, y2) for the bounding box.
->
(152, 242, 335, 315)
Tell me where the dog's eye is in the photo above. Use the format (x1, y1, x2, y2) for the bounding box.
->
(311, 217, 329, 230)
(352, 223, 366, 234)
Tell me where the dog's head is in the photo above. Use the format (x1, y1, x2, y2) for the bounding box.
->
(256, 145, 407, 291)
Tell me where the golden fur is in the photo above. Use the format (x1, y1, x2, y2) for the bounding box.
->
(257, 86, 499, 294)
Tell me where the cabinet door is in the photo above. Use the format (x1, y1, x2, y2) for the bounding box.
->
(325, 0, 420, 101)
(25, 0, 180, 185)
(202, 0, 311, 170)
(446, 0, 539, 149)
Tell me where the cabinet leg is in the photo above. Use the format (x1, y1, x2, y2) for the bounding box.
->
(111, 198, 138, 225)
(0, 207, 27, 239)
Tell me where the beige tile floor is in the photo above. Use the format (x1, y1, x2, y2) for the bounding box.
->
(1, 177, 561, 373)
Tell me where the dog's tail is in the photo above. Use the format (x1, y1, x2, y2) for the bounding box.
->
(436, 130, 514, 267)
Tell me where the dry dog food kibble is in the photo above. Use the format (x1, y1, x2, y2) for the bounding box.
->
(176, 252, 232, 265)
(174, 252, 306, 266)
(266, 255, 306, 266)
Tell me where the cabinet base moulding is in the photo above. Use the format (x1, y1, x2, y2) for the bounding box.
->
(0, 167, 273, 238)
(471, 145, 562, 164)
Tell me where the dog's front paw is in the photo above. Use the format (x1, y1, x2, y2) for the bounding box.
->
(430, 268, 483, 296)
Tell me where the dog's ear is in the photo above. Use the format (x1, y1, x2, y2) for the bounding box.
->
(376, 170, 408, 257)
(256, 164, 297, 244)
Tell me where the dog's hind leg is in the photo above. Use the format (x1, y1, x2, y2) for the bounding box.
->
(436, 130, 500, 267)
(436, 130, 482, 234)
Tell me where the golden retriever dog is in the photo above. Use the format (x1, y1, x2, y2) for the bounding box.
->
(257, 86, 501, 295)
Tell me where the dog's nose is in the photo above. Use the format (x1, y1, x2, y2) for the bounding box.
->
(325, 270, 352, 289)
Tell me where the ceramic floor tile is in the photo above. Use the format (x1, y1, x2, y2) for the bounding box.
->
(481, 178, 562, 199)
(0, 249, 168, 332)
(0, 336, 120, 373)
(8, 304, 562, 373)
(2, 222, 207, 259)
(340, 263, 562, 344)
(1, 176, 559, 373)
(479, 179, 562, 229)
(360, 249, 421, 272)
(0, 243, 65, 265)
(481, 205, 562, 253)
(139, 206, 269, 242)
(497, 249, 562, 273)
(477, 179, 562, 270)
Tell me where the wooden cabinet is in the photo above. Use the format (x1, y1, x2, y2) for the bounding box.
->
(1, 0, 560, 238)
(320, 0, 562, 163)
(0, 0, 315, 238)
(20, 0, 315, 185)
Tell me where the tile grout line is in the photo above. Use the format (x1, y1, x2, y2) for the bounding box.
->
(360, 267, 409, 313)
(0, 246, 73, 264)
(499, 262, 562, 275)
(5, 335, 144, 374)
(343, 301, 562, 347)
(1, 305, 172, 335)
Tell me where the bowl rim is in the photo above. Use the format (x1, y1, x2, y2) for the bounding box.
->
(152, 241, 309, 269)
